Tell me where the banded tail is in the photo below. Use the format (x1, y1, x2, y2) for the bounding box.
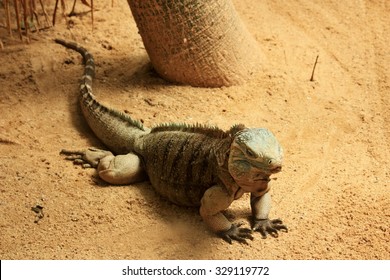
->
(55, 39, 147, 154)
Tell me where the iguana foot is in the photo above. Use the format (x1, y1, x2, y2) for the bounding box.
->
(61, 148, 146, 185)
(252, 218, 288, 238)
(218, 224, 254, 245)
(60, 147, 113, 168)
(97, 152, 146, 185)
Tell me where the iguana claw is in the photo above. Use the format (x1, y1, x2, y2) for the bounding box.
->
(252, 218, 288, 238)
(218, 224, 254, 245)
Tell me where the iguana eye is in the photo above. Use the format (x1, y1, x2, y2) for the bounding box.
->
(245, 148, 257, 158)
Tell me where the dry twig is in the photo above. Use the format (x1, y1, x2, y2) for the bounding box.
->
(3, 0, 98, 44)
(310, 55, 319, 82)
(53, 0, 94, 27)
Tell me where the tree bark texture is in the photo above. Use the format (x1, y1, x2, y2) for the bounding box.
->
(127, 0, 264, 87)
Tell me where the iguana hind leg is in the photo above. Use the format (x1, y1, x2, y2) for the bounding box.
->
(98, 152, 146, 185)
(61, 148, 146, 185)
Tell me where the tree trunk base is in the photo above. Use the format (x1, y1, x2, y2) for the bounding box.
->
(128, 0, 264, 87)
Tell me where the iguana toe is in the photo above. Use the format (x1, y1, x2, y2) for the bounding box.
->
(218, 224, 254, 245)
(60, 148, 113, 168)
(252, 218, 288, 238)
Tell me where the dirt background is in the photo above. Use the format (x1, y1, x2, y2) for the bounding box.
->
(0, 0, 389, 260)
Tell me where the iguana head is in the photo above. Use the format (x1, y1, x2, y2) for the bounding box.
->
(228, 128, 283, 192)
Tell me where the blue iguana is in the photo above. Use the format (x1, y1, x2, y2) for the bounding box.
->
(55, 39, 287, 244)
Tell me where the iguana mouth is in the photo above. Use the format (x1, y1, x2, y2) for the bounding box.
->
(253, 174, 271, 182)
(252, 166, 281, 181)
(255, 178, 271, 182)
(270, 166, 282, 173)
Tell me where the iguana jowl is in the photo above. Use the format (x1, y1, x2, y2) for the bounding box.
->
(55, 39, 287, 244)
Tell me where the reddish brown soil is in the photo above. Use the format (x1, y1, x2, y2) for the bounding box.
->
(0, 0, 389, 259)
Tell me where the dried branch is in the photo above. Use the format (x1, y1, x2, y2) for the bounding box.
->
(310, 55, 319, 82)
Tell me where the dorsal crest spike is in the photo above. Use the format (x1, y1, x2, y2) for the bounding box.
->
(229, 124, 247, 136)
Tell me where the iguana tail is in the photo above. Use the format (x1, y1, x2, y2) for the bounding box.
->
(55, 39, 147, 154)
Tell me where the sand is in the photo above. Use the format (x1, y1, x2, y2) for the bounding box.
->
(0, 0, 389, 259)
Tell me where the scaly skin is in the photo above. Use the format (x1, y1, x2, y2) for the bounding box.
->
(56, 39, 287, 244)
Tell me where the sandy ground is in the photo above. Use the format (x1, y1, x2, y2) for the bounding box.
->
(0, 0, 389, 260)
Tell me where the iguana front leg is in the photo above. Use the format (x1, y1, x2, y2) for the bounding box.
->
(61, 148, 146, 185)
(250, 191, 288, 238)
(200, 185, 253, 244)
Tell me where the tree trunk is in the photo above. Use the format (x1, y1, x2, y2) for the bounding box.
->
(127, 0, 264, 87)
